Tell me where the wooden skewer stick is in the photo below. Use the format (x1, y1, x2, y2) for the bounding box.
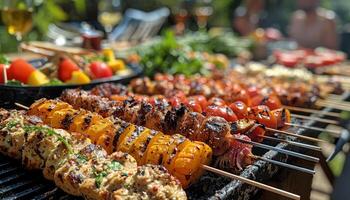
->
(285, 122, 341, 137)
(235, 138, 319, 163)
(317, 99, 350, 108)
(251, 154, 315, 174)
(202, 165, 301, 200)
(260, 135, 322, 152)
(266, 127, 326, 144)
(325, 96, 350, 105)
(283, 106, 341, 118)
(316, 101, 350, 112)
(291, 114, 339, 125)
(2, 65, 7, 84)
(15, 103, 29, 110)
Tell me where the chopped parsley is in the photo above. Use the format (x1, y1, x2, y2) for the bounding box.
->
(6, 120, 20, 129)
(94, 171, 108, 188)
(94, 161, 123, 188)
(23, 125, 73, 154)
(108, 161, 122, 171)
(76, 154, 88, 164)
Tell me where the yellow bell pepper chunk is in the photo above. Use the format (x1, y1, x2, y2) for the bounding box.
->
(65, 71, 91, 85)
(27, 70, 49, 86)
(103, 48, 116, 61)
(108, 59, 125, 72)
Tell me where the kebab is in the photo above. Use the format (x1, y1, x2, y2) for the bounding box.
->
(127, 73, 346, 114)
(59, 89, 318, 168)
(86, 84, 330, 143)
(0, 109, 187, 199)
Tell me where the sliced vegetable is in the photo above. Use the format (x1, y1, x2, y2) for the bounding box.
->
(27, 70, 49, 86)
(65, 71, 91, 84)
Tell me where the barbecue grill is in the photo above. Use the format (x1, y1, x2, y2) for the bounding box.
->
(1, 92, 347, 200)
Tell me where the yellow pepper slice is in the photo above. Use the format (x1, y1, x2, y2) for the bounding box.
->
(27, 70, 49, 86)
(65, 71, 91, 85)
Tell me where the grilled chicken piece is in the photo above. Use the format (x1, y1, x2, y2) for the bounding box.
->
(22, 127, 71, 170)
(54, 144, 108, 196)
(131, 165, 187, 200)
(0, 110, 26, 159)
(79, 152, 137, 200)
(44, 135, 91, 181)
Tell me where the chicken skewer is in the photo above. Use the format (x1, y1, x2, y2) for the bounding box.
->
(0, 109, 187, 200)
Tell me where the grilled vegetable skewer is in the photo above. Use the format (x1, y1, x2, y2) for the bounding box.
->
(0, 109, 187, 199)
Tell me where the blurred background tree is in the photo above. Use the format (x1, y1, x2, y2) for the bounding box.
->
(1, 0, 349, 53)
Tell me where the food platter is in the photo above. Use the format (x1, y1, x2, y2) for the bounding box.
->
(0, 60, 142, 108)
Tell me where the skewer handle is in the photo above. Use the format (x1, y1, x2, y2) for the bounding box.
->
(202, 165, 300, 200)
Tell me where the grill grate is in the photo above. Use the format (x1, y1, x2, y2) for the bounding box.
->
(0, 155, 79, 200)
(0, 92, 348, 200)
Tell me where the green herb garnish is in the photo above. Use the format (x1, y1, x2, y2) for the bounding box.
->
(6, 119, 20, 129)
(76, 154, 88, 164)
(24, 125, 73, 154)
(94, 171, 108, 188)
(108, 160, 122, 171)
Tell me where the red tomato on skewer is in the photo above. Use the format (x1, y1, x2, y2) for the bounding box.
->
(205, 105, 238, 122)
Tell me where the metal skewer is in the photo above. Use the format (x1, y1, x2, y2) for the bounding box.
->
(202, 165, 301, 200)
(285, 123, 341, 137)
(291, 114, 339, 125)
(251, 155, 315, 174)
(235, 138, 319, 163)
(283, 105, 341, 118)
(260, 135, 322, 152)
(316, 100, 350, 112)
(265, 127, 326, 143)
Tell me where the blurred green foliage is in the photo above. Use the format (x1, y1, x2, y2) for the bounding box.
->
(1, 0, 350, 53)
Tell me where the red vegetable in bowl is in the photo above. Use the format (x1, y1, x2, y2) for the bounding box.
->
(58, 58, 80, 82)
(89, 61, 113, 79)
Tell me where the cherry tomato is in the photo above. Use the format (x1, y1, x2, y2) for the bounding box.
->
(205, 105, 238, 122)
(250, 95, 282, 110)
(247, 123, 265, 143)
(247, 85, 260, 98)
(230, 87, 251, 106)
(8, 59, 35, 83)
(248, 105, 278, 129)
(229, 101, 249, 119)
(89, 61, 113, 79)
(271, 108, 291, 129)
(169, 96, 187, 108)
(189, 95, 208, 109)
(185, 99, 202, 113)
(58, 58, 80, 82)
(208, 97, 226, 106)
